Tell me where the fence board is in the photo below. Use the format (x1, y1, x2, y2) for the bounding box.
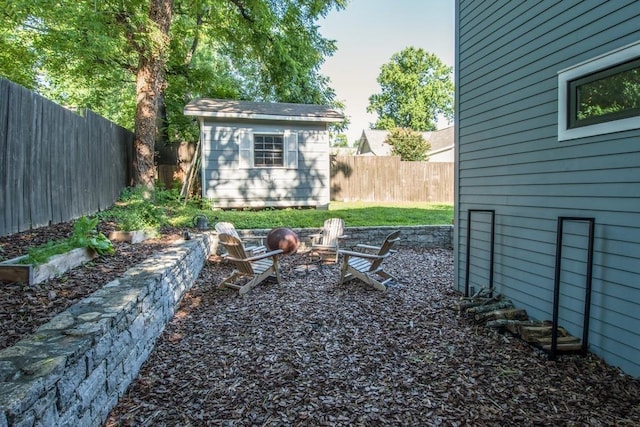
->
(0, 80, 9, 234)
(29, 96, 49, 229)
(331, 156, 453, 203)
(6, 84, 30, 233)
(0, 78, 133, 237)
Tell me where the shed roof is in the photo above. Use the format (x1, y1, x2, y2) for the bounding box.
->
(184, 98, 344, 122)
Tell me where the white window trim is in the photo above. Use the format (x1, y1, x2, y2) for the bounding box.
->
(558, 40, 640, 141)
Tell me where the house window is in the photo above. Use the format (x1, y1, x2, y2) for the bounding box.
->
(558, 41, 640, 141)
(569, 58, 640, 128)
(254, 134, 284, 167)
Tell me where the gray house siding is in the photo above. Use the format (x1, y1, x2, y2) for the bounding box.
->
(456, 0, 640, 377)
(200, 120, 330, 208)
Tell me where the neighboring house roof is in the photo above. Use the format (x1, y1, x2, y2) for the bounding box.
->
(184, 98, 344, 122)
(356, 126, 454, 158)
(427, 126, 454, 153)
(356, 129, 393, 156)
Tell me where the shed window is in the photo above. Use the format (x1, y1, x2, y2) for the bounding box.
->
(238, 130, 298, 169)
(254, 134, 284, 167)
(558, 41, 640, 141)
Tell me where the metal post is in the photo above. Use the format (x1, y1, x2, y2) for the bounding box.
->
(551, 216, 595, 360)
(465, 210, 496, 297)
(550, 218, 564, 361)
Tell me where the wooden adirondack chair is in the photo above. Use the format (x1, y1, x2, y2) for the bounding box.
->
(217, 233, 283, 295)
(337, 230, 401, 291)
(215, 222, 267, 255)
(309, 218, 348, 263)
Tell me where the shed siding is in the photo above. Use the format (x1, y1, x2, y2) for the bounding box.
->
(456, 0, 640, 377)
(201, 120, 330, 208)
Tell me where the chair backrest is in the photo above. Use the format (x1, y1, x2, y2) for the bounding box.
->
(215, 222, 241, 239)
(369, 230, 401, 271)
(320, 218, 345, 246)
(218, 233, 254, 275)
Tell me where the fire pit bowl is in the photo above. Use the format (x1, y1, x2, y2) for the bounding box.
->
(266, 227, 300, 255)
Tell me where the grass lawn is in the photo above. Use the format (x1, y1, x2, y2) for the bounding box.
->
(169, 201, 454, 229)
(103, 188, 453, 231)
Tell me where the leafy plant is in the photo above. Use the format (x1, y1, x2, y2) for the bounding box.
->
(102, 187, 168, 232)
(385, 127, 431, 161)
(24, 240, 74, 265)
(69, 216, 114, 256)
(21, 216, 114, 265)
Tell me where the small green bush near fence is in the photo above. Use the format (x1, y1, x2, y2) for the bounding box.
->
(100, 187, 454, 232)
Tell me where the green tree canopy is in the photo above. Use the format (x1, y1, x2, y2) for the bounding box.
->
(385, 127, 430, 161)
(0, 0, 348, 188)
(367, 47, 454, 131)
(332, 133, 349, 147)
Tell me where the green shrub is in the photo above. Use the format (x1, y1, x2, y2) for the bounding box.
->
(103, 186, 168, 231)
(22, 216, 114, 265)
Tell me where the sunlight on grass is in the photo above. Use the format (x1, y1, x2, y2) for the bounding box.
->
(167, 202, 454, 229)
(329, 202, 453, 227)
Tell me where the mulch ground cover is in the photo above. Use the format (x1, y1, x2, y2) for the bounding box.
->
(1, 223, 639, 426)
(0, 222, 184, 350)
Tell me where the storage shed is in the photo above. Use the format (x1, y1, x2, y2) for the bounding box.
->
(184, 99, 343, 209)
(455, 1, 640, 377)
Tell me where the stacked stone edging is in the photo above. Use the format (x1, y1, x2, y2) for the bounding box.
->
(0, 225, 450, 427)
(0, 233, 214, 427)
(234, 225, 453, 250)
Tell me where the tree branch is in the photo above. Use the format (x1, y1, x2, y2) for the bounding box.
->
(228, 0, 255, 23)
(184, 12, 203, 66)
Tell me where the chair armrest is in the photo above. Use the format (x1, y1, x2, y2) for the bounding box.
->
(338, 249, 389, 260)
(355, 244, 381, 251)
(246, 249, 283, 261)
(338, 234, 349, 239)
(226, 249, 283, 263)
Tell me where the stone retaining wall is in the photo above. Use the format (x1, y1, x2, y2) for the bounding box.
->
(0, 225, 451, 427)
(0, 234, 214, 427)
(233, 225, 454, 252)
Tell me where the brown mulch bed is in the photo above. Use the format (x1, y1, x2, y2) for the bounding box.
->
(107, 248, 640, 426)
(2, 223, 640, 425)
(0, 221, 185, 350)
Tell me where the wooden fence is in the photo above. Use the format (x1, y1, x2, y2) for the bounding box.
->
(0, 78, 133, 237)
(331, 156, 454, 203)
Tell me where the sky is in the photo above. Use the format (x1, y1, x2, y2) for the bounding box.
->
(318, 0, 455, 144)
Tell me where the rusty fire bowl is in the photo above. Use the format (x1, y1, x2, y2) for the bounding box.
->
(266, 227, 300, 255)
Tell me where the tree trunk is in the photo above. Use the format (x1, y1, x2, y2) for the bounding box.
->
(133, 61, 158, 190)
(132, 0, 174, 190)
